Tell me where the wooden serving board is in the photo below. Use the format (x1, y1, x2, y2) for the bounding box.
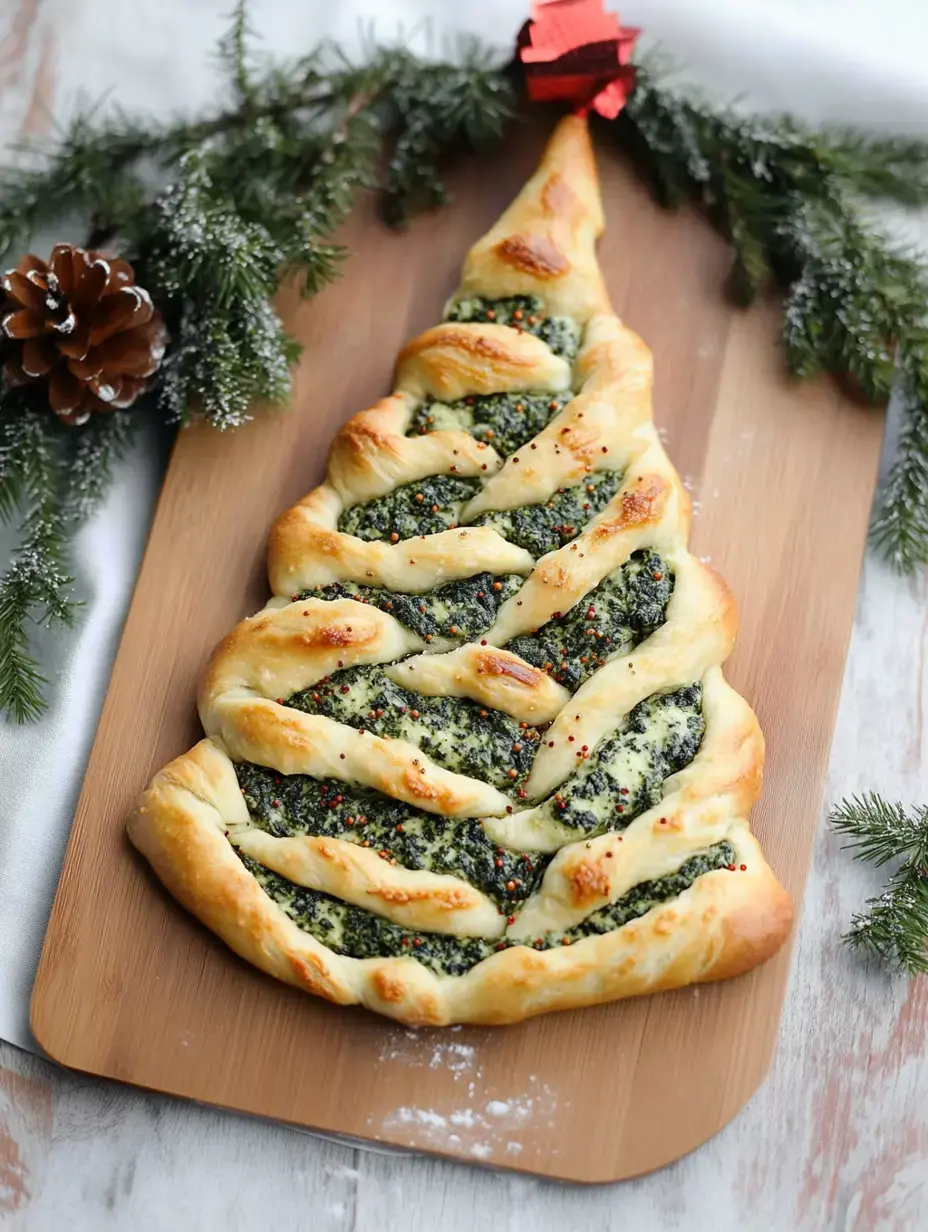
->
(30, 124, 884, 1184)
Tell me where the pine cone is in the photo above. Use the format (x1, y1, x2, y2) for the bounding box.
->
(0, 244, 167, 426)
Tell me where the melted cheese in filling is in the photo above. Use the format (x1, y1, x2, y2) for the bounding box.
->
(472, 469, 623, 558)
(503, 549, 673, 691)
(338, 475, 481, 542)
(297, 573, 523, 644)
(235, 762, 545, 910)
(484, 686, 704, 851)
(240, 839, 735, 975)
(407, 390, 570, 457)
(285, 665, 541, 795)
(444, 294, 581, 360)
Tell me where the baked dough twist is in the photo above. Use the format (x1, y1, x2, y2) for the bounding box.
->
(129, 117, 792, 1025)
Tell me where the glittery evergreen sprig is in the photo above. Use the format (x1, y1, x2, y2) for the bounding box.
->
(0, 5, 516, 721)
(611, 63, 928, 570)
(0, 392, 136, 721)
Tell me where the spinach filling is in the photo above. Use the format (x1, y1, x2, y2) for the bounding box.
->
(285, 664, 540, 794)
(235, 762, 546, 910)
(240, 853, 499, 976)
(538, 685, 705, 839)
(472, 469, 622, 558)
(445, 294, 581, 361)
(338, 475, 481, 543)
(535, 841, 737, 949)
(407, 391, 570, 457)
(504, 551, 674, 691)
(294, 572, 523, 644)
(239, 841, 737, 972)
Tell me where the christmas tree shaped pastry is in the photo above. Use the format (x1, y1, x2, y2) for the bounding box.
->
(129, 117, 793, 1025)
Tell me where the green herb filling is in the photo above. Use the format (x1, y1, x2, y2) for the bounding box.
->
(472, 469, 622, 558)
(537, 841, 737, 948)
(240, 853, 499, 976)
(504, 551, 673, 691)
(445, 294, 581, 360)
(294, 572, 523, 643)
(285, 664, 540, 794)
(238, 841, 736, 972)
(338, 475, 481, 542)
(407, 391, 570, 456)
(538, 685, 705, 839)
(235, 762, 546, 910)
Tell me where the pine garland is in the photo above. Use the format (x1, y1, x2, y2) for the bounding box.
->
(2, 5, 928, 731)
(831, 794, 928, 974)
(0, 390, 136, 720)
(612, 65, 928, 568)
(0, 6, 516, 721)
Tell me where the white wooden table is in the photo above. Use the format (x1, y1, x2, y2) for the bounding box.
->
(3, 2, 928, 1228)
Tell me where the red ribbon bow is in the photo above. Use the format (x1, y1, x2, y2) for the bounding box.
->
(518, 0, 640, 120)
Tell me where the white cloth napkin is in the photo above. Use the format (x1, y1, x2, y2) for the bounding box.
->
(2, 0, 927, 1052)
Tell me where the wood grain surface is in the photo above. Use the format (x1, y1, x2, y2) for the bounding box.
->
(26, 119, 884, 1185)
(6, 2, 928, 1228)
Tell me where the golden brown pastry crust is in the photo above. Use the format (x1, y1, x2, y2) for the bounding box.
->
(128, 114, 792, 1025)
(128, 734, 790, 1026)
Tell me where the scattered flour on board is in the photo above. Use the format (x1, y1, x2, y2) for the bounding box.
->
(430, 1043, 475, 1073)
(378, 1029, 478, 1079)
(391, 1107, 447, 1128)
(484, 1097, 534, 1124)
(377, 1030, 564, 1157)
(449, 1108, 479, 1127)
(377, 1079, 562, 1159)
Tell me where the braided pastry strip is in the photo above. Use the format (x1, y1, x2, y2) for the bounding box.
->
(129, 116, 792, 1025)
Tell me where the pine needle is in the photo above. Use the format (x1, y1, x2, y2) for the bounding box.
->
(831, 794, 928, 974)
(0, 518, 75, 723)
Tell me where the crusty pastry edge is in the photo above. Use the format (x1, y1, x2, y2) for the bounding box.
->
(127, 728, 792, 1027)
